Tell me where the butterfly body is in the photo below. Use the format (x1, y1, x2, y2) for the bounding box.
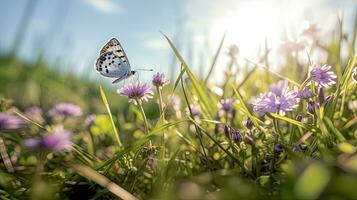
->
(95, 38, 135, 84)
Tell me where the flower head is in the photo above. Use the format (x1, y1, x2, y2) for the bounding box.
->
(0, 113, 25, 131)
(118, 82, 153, 105)
(309, 64, 336, 87)
(152, 72, 169, 88)
(25, 125, 72, 152)
(25, 106, 44, 124)
(293, 86, 311, 99)
(243, 117, 253, 130)
(252, 81, 299, 116)
(85, 114, 96, 127)
(231, 131, 242, 143)
(48, 103, 82, 117)
(307, 100, 316, 114)
(187, 104, 201, 117)
(227, 44, 239, 58)
(274, 144, 284, 154)
(218, 98, 236, 112)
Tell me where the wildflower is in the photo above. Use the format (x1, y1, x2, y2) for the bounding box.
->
(243, 117, 253, 130)
(295, 115, 303, 122)
(48, 103, 82, 117)
(293, 86, 311, 99)
(232, 131, 242, 143)
(307, 100, 316, 114)
(218, 98, 236, 112)
(118, 82, 153, 105)
(0, 113, 25, 131)
(25, 125, 72, 152)
(279, 38, 308, 55)
(352, 67, 357, 82)
(224, 125, 231, 139)
(252, 81, 299, 116)
(309, 64, 336, 87)
(227, 44, 239, 58)
(187, 104, 201, 117)
(318, 87, 325, 105)
(301, 23, 319, 40)
(152, 72, 169, 88)
(25, 106, 44, 124)
(274, 144, 284, 154)
(168, 95, 181, 110)
(84, 114, 96, 127)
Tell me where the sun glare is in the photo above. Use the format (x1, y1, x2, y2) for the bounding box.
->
(210, 1, 281, 58)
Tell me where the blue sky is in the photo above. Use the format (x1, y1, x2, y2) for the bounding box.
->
(0, 0, 356, 83)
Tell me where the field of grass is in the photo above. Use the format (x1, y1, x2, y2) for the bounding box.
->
(1, 15, 357, 200)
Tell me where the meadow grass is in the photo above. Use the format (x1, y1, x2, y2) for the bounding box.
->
(0, 19, 357, 200)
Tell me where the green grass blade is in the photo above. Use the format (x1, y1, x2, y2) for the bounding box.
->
(231, 84, 264, 127)
(326, 56, 357, 117)
(204, 32, 226, 85)
(270, 113, 319, 133)
(98, 119, 188, 170)
(323, 117, 346, 142)
(162, 33, 214, 116)
(99, 85, 123, 148)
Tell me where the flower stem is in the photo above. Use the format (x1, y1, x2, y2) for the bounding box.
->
(156, 86, 166, 161)
(136, 100, 151, 147)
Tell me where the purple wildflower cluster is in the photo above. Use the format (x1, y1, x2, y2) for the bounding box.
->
(0, 113, 25, 131)
(118, 82, 153, 105)
(252, 64, 337, 116)
(48, 103, 82, 117)
(252, 81, 299, 116)
(25, 125, 72, 152)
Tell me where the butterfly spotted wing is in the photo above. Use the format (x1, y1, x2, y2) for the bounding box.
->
(95, 38, 132, 83)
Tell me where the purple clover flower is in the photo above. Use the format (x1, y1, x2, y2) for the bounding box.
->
(0, 113, 25, 131)
(118, 82, 153, 105)
(217, 98, 236, 112)
(252, 81, 299, 116)
(25, 125, 72, 152)
(48, 103, 82, 117)
(152, 72, 169, 88)
(309, 64, 336, 87)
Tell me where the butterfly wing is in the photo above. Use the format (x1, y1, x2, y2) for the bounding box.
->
(100, 38, 130, 68)
(95, 51, 130, 78)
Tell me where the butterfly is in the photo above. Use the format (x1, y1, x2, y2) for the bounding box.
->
(95, 38, 136, 84)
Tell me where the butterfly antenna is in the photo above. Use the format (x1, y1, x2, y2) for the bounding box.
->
(134, 68, 154, 71)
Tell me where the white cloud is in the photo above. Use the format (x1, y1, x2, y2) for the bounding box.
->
(84, 0, 120, 13)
